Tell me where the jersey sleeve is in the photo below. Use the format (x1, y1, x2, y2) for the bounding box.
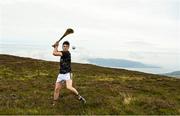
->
(60, 51, 64, 56)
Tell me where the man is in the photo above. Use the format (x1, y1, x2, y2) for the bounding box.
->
(52, 41, 86, 106)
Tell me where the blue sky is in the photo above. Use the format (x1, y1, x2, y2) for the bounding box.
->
(0, 0, 180, 73)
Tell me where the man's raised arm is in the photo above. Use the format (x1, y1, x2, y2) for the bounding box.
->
(52, 42, 63, 56)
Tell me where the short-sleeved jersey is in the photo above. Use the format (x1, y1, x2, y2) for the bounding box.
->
(59, 51, 71, 74)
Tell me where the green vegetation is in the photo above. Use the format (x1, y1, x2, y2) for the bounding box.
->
(0, 54, 180, 115)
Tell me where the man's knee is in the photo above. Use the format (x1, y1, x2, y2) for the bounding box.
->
(66, 85, 73, 90)
(55, 89, 59, 93)
(55, 87, 60, 92)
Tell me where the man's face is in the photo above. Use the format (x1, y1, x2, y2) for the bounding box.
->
(62, 44, 69, 51)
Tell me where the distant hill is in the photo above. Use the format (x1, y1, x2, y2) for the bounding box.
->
(88, 58, 160, 68)
(163, 71, 180, 78)
(0, 54, 180, 115)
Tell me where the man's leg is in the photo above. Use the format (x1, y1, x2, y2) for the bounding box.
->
(66, 79, 79, 95)
(53, 82, 63, 101)
(66, 79, 86, 103)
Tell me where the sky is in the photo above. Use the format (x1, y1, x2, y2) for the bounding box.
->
(0, 0, 180, 73)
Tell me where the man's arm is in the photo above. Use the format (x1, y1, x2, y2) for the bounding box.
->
(52, 43, 63, 56)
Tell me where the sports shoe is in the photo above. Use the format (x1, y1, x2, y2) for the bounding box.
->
(78, 95, 86, 104)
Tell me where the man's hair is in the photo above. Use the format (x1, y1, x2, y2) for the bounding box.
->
(63, 41, 70, 46)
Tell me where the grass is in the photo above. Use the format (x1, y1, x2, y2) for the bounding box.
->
(0, 54, 180, 115)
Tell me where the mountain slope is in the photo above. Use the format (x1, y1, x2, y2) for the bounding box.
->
(0, 54, 180, 115)
(163, 71, 180, 78)
(88, 58, 160, 68)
